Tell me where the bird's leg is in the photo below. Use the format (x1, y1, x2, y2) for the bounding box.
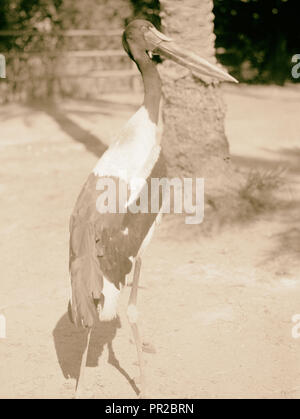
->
(75, 327, 91, 398)
(127, 256, 146, 398)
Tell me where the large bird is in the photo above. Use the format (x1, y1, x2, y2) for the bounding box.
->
(68, 19, 237, 398)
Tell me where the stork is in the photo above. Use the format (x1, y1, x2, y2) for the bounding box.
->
(68, 19, 237, 398)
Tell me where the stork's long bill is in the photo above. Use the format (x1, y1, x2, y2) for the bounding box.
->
(144, 25, 238, 83)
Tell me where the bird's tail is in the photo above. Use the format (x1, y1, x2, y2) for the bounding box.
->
(68, 275, 121, 325)
(69, 258, 100, 328)
(69, 222, 103, 328)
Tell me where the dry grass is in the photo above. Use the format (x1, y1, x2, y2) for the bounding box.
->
(238, 167, 286, 211)
(206, 166, 287, 229)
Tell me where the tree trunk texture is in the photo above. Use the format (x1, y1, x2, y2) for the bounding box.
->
(159, 0, 232, 195)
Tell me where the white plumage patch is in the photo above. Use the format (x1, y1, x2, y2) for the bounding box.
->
(100, 277, 120, 321)
(93, 106, 161, 185)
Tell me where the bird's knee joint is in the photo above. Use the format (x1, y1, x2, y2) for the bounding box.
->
(127, 304, 138, 324)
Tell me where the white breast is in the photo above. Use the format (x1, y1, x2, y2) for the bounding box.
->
(93, 106, 161, 184)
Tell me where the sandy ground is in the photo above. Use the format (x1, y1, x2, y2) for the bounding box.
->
(0, 84, 300, 399)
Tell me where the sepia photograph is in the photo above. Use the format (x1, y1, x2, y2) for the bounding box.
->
(0, 0, 299, 401)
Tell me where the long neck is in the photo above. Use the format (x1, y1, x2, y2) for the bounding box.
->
(135, 54, 162, 124)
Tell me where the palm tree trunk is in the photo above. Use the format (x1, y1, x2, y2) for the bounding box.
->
(159, 0, 230, 185)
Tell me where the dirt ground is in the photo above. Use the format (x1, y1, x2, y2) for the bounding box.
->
(0, 84, 300, 399)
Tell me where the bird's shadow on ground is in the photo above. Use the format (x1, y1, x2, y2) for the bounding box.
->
(29, 100, 107, 158)
(52, 313, 139, 395)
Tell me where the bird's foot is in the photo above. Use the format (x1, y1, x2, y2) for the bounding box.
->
(130, 339, 156, 354)
(142, 341, 156, 354)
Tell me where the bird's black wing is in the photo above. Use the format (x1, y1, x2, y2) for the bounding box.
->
(69, 153, 166, 328)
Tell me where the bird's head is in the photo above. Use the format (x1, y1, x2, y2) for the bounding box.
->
(123, 19, 168, 62)
(122, 19, 238, 84)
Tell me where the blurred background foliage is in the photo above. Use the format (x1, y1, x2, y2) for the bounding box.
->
(128, 0, 161, 28)
(131, 0, 299, 84)
(213, 0, 299, 85)
(0, 0, 299, 102)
